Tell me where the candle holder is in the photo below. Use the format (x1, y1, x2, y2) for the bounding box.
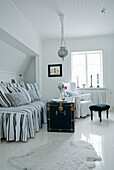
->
(90, 75, 93, 88)
(76, 76, 79, 88)
(97, 74, 99, 88)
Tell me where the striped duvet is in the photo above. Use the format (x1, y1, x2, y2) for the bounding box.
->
(0, 100, 47, 142)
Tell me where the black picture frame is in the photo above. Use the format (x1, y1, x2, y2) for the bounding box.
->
(48, 64, 62, 77)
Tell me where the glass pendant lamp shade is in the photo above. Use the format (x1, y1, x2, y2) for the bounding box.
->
(58, 47, 68, 60)
(58, 14, 68, 60)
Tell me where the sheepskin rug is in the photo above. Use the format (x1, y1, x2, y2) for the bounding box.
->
(8, 140, 101, 170)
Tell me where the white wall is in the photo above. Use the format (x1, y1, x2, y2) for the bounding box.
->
(42, 35, 114, 109)
(42, 39, 64, 99)
(0, 70, 19, 82)
(0, 0, 42, 86)
(0, 0, 41, 55)
(25, 57, 36, 83)
(0, 39, 34, 82)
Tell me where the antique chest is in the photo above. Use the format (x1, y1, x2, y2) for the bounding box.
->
(47, 98, 76, 132)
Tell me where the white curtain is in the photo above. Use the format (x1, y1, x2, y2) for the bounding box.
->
(77, 89, 109, 104)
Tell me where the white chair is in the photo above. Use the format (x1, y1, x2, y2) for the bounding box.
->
(63, 82, 92, 118)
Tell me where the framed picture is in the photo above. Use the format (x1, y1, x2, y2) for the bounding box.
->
(48, 64, 62, 77)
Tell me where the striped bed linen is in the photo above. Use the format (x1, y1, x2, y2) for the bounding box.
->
(0, 100, 47, 142)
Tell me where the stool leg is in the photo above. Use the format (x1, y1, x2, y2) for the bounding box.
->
(99, 111, 102, 122)
(106, 109, 109, 119)
(91, 110, 93, 120)
(98, 112, 100, 117)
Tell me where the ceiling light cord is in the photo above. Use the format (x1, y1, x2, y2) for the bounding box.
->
(59, 14, 66, 47)
(58, 13, 68, 60)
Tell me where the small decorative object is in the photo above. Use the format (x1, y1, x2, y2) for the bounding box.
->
(58, 84, 67, 100)
(11, 79, 15, 83)
(76, 75, 79, 88)
(82, 84, 86, 88)
(90, 75, 93, 87)
(97, 74, 99, 87)
(101, 8, 106, 14)
(48, 64, 62, 77)
(58, 14, 68, 61)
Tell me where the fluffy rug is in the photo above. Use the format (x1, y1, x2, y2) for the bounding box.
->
(8, 140, 101, 170)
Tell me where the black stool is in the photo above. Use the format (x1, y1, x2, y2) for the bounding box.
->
(89, 104, 110, 122)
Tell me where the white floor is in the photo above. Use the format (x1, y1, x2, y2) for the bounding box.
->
(0, 111, 114, 170)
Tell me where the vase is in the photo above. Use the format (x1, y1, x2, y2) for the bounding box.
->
(82, 84, 86, 88)
(60, 90, 64, 100)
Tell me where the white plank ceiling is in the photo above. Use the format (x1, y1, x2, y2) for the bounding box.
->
(10, 0, 114, 39)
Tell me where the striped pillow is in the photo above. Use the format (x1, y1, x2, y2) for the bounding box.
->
(0, 82, 9, 87)
(17, 87, 32, 103)
(1, 82, 22, 88)
(27, 89, 40, 102)
(0, 85, 11, 107)
(18, 81, 28, 89)
(5, 91, 31, 107)
(26, 83, 41, 99)
(7, 86, 19, 93)
(8, 86, 32, 103)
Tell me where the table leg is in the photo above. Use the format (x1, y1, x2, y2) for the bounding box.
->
(91, 110, 93, 120)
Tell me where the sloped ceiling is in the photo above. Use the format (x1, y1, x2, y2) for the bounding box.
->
(0, 39, 32, 74)
(11, 0, 114, 39)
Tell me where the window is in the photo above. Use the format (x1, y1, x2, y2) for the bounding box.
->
(71, 50, 103, 88)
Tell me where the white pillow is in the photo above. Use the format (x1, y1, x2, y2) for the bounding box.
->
(66, 90, 79, 97)
(69, 82, 76, 91)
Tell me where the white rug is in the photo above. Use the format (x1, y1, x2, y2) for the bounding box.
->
(8, 140, 101, 170)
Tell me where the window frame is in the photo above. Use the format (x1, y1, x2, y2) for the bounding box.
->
(71, 50, 103, 88)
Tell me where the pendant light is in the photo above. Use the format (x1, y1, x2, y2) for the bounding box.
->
(58, 14, 68, 60)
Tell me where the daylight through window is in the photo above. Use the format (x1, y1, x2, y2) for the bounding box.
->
(71, 50, 103, 88)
